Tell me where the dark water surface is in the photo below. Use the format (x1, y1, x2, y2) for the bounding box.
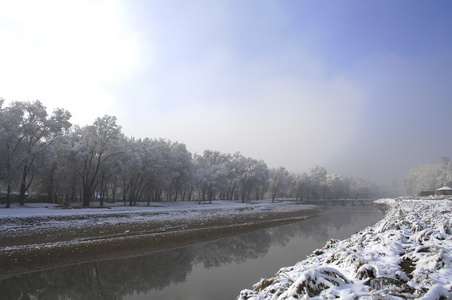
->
(0, 203, 384, 300)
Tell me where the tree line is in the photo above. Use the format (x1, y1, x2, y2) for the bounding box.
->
(0, 100, 379, 208)
(405, 156, 452, 195)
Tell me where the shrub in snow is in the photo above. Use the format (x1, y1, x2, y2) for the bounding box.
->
(282, 267, 351, 299)
(365, 276, 416, 298)
(355, 264, 377, 280)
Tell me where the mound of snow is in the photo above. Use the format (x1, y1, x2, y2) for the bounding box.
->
(238, 199, 452, 299)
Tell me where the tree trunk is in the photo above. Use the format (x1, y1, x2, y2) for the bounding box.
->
(48, 173, 55, 204)
(129, 188, 134, 206)
(112, 183, 116, 202)
(181, 186, 186, 201)
(99, 175, 105, 206)
(82, 188, 91, 207)
(209, 190, 214, 204)
(6, 185, 11, 208)
(19, 164, 27, 206)
(188, 187, 193, 201)
(122, 179, 128, 206)
(167, 188, 172, 202)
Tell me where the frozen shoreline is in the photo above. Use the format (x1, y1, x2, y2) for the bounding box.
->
(238, 198, 452, 300)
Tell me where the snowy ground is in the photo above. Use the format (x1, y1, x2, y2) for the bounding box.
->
(0, 200, 318, 239)
(1, 200, 300, 219)
(0, 200, 321, 278)
(238, 198, 452, 300)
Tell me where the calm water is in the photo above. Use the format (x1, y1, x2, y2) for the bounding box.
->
(0, 203, 384, 300)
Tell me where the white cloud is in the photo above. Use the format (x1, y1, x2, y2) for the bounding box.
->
(0, 0, 143, 125)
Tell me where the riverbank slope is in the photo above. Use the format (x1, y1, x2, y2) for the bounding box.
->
(238, 198, 452, 299)
(0, 200, 320, 279)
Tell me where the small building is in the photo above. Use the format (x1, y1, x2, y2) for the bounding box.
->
(436, 186, 452, 196)
(418, 190, 435, 197)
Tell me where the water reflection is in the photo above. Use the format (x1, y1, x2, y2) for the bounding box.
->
(0, 204, 383, 300)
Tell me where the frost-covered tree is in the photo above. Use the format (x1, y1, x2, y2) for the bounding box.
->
(115, 137, 144, 206)
(438, 156, 452, 187)
(166, 141, 193, 201)
(49, 133, 79, 203)
(349, 177, 375, 200)
(0, 99, 23, 207)
(289, 168, 374, 201)
(16, 101, 71, 205)
(239, 159, 269, 202)
(404, 156, 452, 195)
(225, 152, 245, 200)
(405, 164, 440, 195)
(268, 167, 290, 202)
(308, 165, 328, 200)
(194, 150, 230, 203)
(117, 138, 195, 204)
(0, 100, 71, 206)
(291, 173, 310, 201)
(146, 138, 185, 202)
(0, 98, 384, 207)
(71, 115, 122, 206)
(326, 174, 349, 200)
(145, 139, 172, 202)
(251, 160, 270, 200)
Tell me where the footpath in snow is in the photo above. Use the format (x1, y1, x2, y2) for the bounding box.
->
(238, 199, 452, 300)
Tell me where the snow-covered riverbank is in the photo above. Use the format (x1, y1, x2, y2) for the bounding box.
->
(0, 200, 321, 278)
(238, 199, 452, 300)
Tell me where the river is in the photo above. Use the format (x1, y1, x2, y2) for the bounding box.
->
(0, 203, 384, 300)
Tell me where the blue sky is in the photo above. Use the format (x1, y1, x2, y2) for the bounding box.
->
(1, 0, 452, 189)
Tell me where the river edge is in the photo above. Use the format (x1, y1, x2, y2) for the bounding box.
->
(0, 202, 323, 279)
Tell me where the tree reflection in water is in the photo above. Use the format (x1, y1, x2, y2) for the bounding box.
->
(0, 204, 383, 300)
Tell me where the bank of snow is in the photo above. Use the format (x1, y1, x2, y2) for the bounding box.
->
(0, 200, 319, 251)
(238, 199, 452, 300)
(0, 200, 317, 232)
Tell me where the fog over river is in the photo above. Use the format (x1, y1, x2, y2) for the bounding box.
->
(0, 203, 384, 300)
